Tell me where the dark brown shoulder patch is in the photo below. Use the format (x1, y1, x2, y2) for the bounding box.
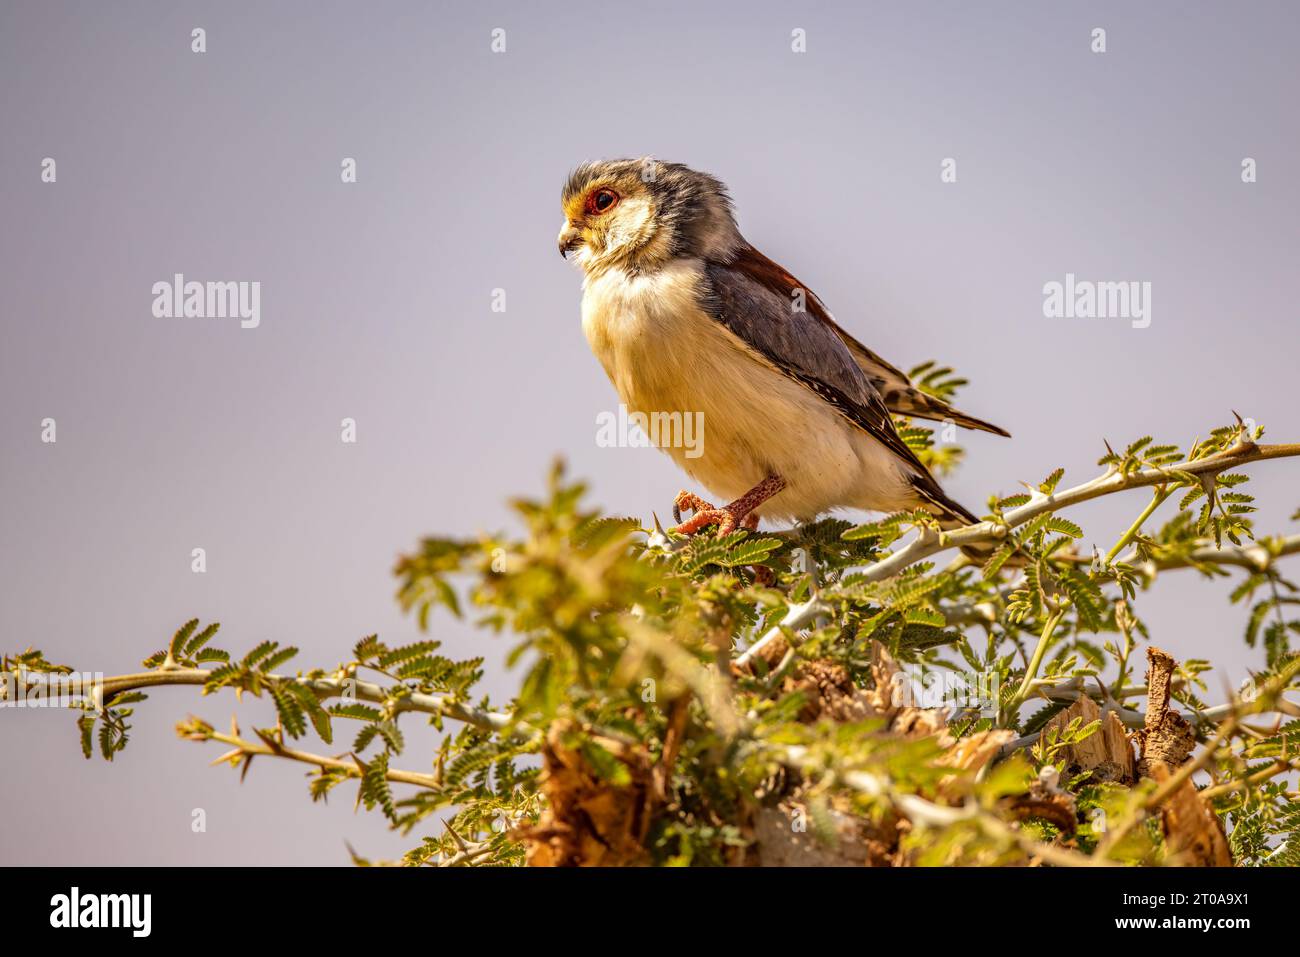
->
(728, 243, 836, 328)
(729, 244, 1010, 438)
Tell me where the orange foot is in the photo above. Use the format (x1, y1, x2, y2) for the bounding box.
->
(669, 476, 787, 537)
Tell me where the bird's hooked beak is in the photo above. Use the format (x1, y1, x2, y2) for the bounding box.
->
(557, 223, 583, 259)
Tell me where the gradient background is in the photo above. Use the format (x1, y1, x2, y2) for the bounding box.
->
(1, 1, 1296, 865)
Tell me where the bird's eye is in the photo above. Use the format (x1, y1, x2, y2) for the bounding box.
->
(587, 188, 620, 215)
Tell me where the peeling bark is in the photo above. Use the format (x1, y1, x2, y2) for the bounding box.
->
(1131, 646, 1233, 866)
(1149, 762, 1234, 866)
(1042, 694, 1136, 785)
(1136, 646, 1196, 778)
(519, 720, 655, 867)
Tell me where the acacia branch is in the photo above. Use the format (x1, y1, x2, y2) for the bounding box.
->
(1122, 533, 1300, 576)
(736, 444, 1300, 673)
(857, 441, 1300, 585)
(195, 725, 442, 790)
(1199, 758, 1295, 801)
(945, 534, 1300, 626)
(780, 744, 1097, 867)
(91, 668, 515, 734)
(734, 596, 829, 670)
(997, 679, 1300, 757)
(434, 840, 497, 867)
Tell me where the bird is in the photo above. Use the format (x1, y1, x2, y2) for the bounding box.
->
(557, 158, 1009, 540)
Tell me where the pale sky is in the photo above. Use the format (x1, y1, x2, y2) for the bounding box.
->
(2, 0, 1297, 864)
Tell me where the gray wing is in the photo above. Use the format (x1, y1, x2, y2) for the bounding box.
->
(710, 243, 1009, 438)
(700, 258, 938, 491)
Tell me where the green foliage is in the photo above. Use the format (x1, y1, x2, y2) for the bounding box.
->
(9, 382, 1300, 867)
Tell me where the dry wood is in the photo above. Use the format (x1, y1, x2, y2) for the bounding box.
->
(1129, 646, 1234, 866)
(1042, 694, 1136, 784)
(1136, 646, 1196, 777)
(1149, 762, 1234, 866)
(519, 721, 655, 867)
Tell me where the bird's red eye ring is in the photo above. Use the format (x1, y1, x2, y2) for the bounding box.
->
(586, 188, 620, 215)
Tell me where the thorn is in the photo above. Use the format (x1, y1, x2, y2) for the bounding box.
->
(646, 512, 672, 552)
(253, 726, 283, 752)
(444, 820, 470, 852)
(210, 748, 242, 768)
(1019, 481, 1050, 506)
(646, 510, 688, 553)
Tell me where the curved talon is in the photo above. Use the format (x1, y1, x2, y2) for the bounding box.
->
(672, 490, 716, 527)
(672, 506, 740, 537)
(669, 478, 785, 539)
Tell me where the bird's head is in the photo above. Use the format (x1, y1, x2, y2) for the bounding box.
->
(558, 158, 740, 275)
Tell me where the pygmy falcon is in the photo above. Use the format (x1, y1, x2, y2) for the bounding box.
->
(558, 158, 1008, 537)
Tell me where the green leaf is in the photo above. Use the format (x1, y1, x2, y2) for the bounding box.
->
(77, 714, 95, 760)
(329, 703, 383, 722)
(359, 752, 396, 822)
(378, 641, 440, 670)
(287, 684, 333, 744)
(184, 622, 221, 657)
(242, 641, 278, 668)
(259, 646, 299, 673)
(1042, 517, 1083, 539)
(269, 684, 307, 738)
(717, 537, 783, 567)
(168, 619, 199, 661)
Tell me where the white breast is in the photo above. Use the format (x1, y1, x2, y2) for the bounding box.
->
(579, 261, 915, 521)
